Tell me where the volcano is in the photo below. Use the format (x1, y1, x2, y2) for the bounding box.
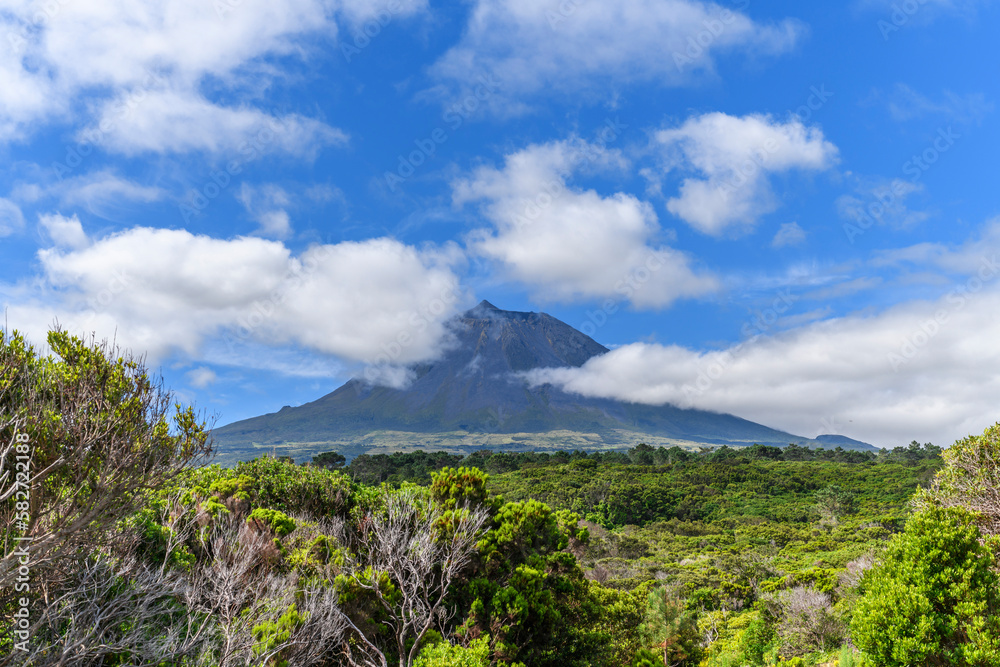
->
(211, 301, 875, 464)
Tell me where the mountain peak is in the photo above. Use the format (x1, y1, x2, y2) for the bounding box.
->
(455, 300, 607, 369)
(466, 299, 526, 320)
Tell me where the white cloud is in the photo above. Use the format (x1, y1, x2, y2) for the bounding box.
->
(267, 239, 467, 365)
(0, 0, 398, 152)
(85, 91, 348, 156)
(187, 367, 218, 389)
(305, 184, 345, 204)
(0, 25, 56, 142)
(881, 84, 993, 124)
(38, 213, 89, 250)
(9, 171, 165, 221)
(837, 177, 928, 230)
(526, 231, 1000, 447)
(526, 289, 1000, 448)
(430, 0, 802, 108)
(772, 221, 806, 248)
(654, 112, 838, 235)
(5, 228, 469, 370)
(54, 171, 165, 220)
(14, 170, 164, 206)
(800, 277, 882, 302)
(255, 211, 293, 240)
(454, 139, 718, 307)
(0, 199, 25, 237)
(237, 183, 294, 239)
(874, 217, 1000, 274)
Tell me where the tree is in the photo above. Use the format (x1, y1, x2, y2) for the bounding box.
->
(587, 583, 645, 666)
(0, 329, 211, 597)
(313, 450, 346, 470)
(628, 443, 656, 465)
(639, 585, 701, 667)
(851, 506, 1000, 666)
(631, 648, 663, 667)
(430, 466, 497, 513)
(464, 499, 603, 667)
(915, 422, 1000, 535)
(346, 488, 490, 667)
(186, 513, 350, 667)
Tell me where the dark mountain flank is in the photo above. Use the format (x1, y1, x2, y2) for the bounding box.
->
(814, 434, 876, 449)
(211, 301, 876, 464)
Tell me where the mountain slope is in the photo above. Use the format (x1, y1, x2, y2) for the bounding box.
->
(212, 301, 877, 462)
(815, 434, 876, 449)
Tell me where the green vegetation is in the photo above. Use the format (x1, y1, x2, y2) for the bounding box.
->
(6, 329, 1000, 665)
(413, 637, 490, 667)
(852, 506, 1000, 665)
(248, 508, 297, 537)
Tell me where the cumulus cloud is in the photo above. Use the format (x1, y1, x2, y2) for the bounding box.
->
(653, 112, 838, 235)
(526, 237, 1000, 447)
(5, 227, 468, 372)
(430, 0, 802, 108)
(338, 0, 427, 24)
(454, 139, 718, 307)
(0, 0, 407, 151)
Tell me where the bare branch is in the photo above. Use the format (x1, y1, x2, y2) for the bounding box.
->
(347, 490, 490, 667)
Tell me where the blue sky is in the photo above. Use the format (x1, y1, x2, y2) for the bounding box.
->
(1, 0, 998, 447)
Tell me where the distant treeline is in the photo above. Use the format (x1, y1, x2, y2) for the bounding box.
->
(311, 440, 942, 486)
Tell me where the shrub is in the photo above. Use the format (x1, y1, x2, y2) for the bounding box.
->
(764, 586, 844, 656)
(253, 604, 309, 667)
(414, 636, 490, 667)
(851, 506, 1000, 666)
(232, 456, 354, 518)
(0, 329, 210, 595)
(249, 508, 297, 537)
(915, 422, 1000, 535)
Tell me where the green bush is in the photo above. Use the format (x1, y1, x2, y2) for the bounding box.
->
(852, 506, 1000, 666)
(252, 604, 308, 667)
(209, 474, 253, 500)
(414, 637, 490, 667)
(232, 456, 354, 517)
(248, 508, 297, 537)
(630, 648, 663, 667)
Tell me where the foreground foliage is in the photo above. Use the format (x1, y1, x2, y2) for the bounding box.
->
(0, 328, 211, 605)
(10, 329, 1000, 665)
(852, 506, 1000, 665)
